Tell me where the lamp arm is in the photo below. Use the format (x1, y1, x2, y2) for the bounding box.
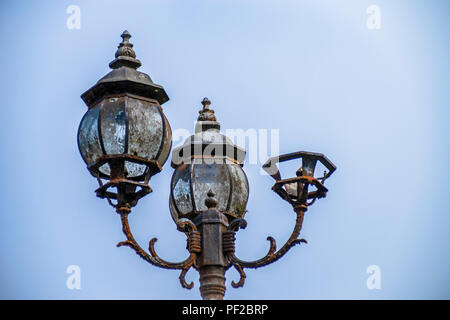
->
(225, 205, 307, 271)
(116, 211, 199, 289)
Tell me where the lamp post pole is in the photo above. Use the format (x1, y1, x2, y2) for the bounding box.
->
(77, 31, 336, 300)
(194, 193, 228, 300)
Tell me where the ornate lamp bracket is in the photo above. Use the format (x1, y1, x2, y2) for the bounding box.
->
(77, 31, 337, 300)
(115, 196, 201, 289)
(222, 151, 336, 289)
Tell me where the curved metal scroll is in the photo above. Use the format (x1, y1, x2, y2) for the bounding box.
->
(225, 205, 308, 288)
(117, 210, 199, 289)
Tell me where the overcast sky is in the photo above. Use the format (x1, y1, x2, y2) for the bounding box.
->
(1, 0, 449, 299)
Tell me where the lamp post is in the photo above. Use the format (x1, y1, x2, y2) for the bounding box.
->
(77, 31, 336, 300)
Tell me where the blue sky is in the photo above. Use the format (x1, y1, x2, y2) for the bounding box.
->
(1, 0, 449, 299)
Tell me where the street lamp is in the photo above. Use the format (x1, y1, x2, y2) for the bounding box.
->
(77, 31, 336, 300)
(78, 30, 172, 210)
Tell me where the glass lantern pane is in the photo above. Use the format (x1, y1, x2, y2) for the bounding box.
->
(228, 164, 249, 216)
(302, 157, 317, 177)
(171, 164, 193, 215)
(100, 97, 126, 155)
(125, 161, 146, 178)
(99, 163, 111, 176)
(78, 105, 103, 166)
(192, 163, 230, 212)
(169, 197, 180, 223)
(126, 97, 163, 160)
(283, 182, 298, 198)
(156, 113, 172, 166)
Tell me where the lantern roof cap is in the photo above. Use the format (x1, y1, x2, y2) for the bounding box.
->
(81, 30, 169, 108)
(108, 30, 142, 69)
(171, 98, 246, 168)
(195, 97, 221, 133)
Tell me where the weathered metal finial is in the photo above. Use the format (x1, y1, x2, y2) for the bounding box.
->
(205, 190, 218, 209)
(109, 30, 142, 69)
(115, 30, 136, 58)
(198, 97, 216, 122)
(201, 97, 211, 109)
(121, 30, 131, 42)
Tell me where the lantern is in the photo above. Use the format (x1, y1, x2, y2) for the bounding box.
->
(77, 31, 171, 207)
(169, 98, 249, 223)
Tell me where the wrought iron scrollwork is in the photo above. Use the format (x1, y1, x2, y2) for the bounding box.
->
(104, 150, 335, 296)
(224, 205, 308, 288)
(117, 210, 200, 290)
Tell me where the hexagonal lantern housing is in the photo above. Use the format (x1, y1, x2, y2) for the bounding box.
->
(77, 31, 171, 205)
(169, 98, 249, 224)
(263, 151, 336, 207)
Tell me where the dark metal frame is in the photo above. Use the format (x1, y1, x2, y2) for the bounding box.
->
(79, 31, 336, 300)
(104, 151, 335, 300)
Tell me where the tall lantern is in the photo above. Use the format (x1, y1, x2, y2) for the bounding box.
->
(169, 98, 249, 225)
(77, 31, 172, 209)
(75, 31, 337, 300)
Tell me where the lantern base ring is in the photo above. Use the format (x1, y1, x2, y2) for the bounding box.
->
(95, 179, 152, 209)
(88, 154, 162, 181)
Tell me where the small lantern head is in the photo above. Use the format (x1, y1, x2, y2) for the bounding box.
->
(169, 98, 249, 225)
(263, 151, 336, 207)
(77, 31, 172, 209)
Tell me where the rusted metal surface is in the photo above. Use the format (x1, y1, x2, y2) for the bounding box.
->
(117, 189, 230, 299)
(170, 99, 249, 224)
(78, 31, 337, 300)
(170, 162, 249, 222)
(193, 190, 229, 300)
(225, 206, 307, 270)
(81, 31, 169, 108)
(171, 98, 246, 169)
(78, 31, 171, 210)
(199, 266, 226, 300)
(116, 208, 200, 290)
(221, 151, 336, 290)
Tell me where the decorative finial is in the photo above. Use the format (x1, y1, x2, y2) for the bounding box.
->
(201, 97, 211, 109)
(205, 190, 218, 209)
(109, 30, 142, 69)
(115, 30, 136, 58)
(198, 97, 217, 122)
(122, 30, 131, 41)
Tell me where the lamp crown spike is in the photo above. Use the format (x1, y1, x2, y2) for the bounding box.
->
(198, 97, 216, 122)
(115, 30, 136, 59)
(109, 30, 141, 69)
